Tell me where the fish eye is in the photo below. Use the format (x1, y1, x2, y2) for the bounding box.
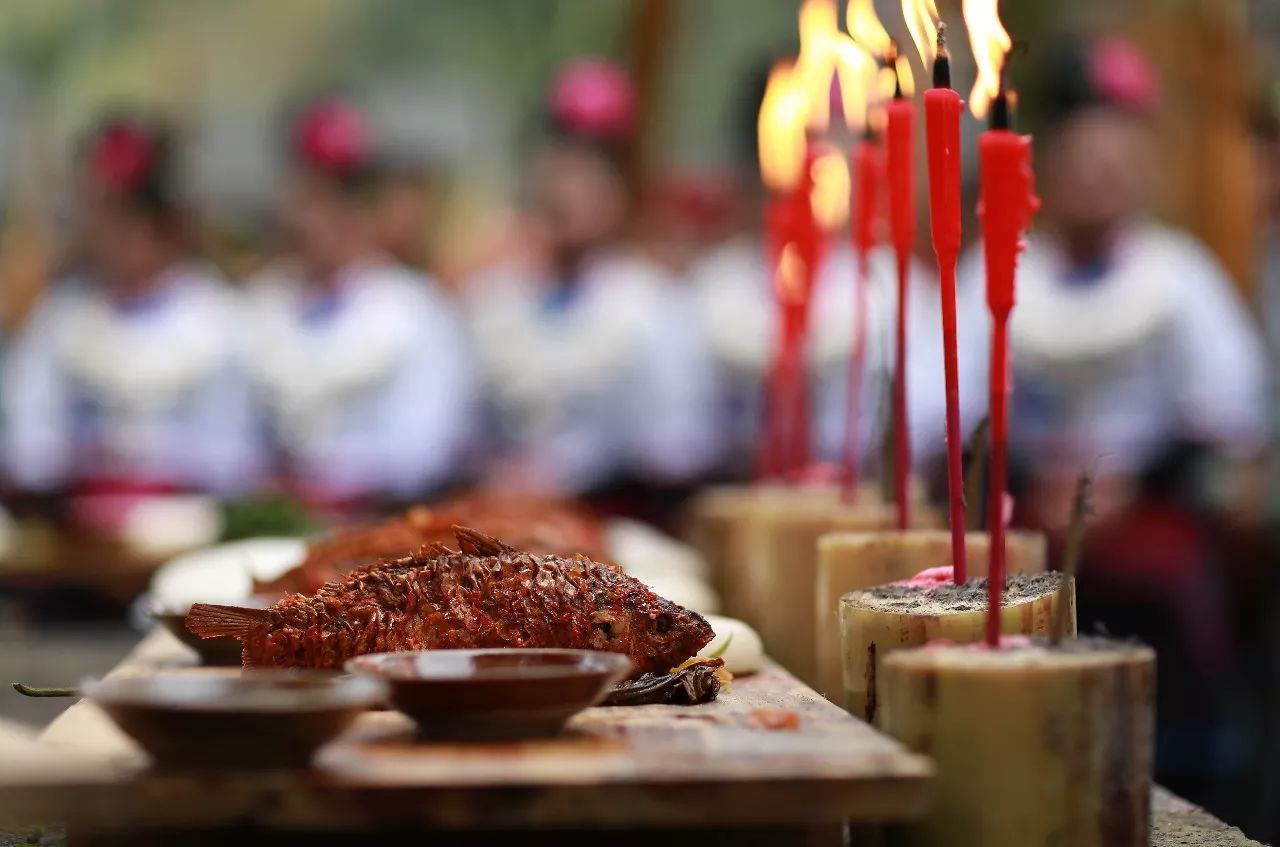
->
(654, 613, 672, 634)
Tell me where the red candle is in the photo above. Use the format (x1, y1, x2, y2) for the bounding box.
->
(885, 87, 915, 530)
(760, 195, 795, 480)
(842, 135, 883, 499)
(762, 150, 821, 480)
(978, 88, 1038, 646)
(755, 63, 811, 481)
(923, 32, 968, 583)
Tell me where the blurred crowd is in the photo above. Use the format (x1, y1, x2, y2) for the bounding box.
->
(1, 26, 1279, 835)
(0, 40, 1272, 520)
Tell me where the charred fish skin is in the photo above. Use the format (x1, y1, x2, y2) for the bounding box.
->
(192, 526, 713, 674)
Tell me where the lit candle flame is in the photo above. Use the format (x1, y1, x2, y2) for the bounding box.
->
(758, 61, 809, 192)
(901, 0, 939, 71)
(810, 146, 852, 230)
(797, 0, 839, 130)
(962, 0, 1011, 118)
(833, 36, 876, 132)
(875, 50, 915, 100)
(777, 242, 808, 303)
(895, 52, 915, 98)
(846, 0, 892, 59)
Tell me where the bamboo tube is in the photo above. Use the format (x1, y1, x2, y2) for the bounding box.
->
(840, 572, 1074, 721)
(881, 637, 1155, 847)
(686, 483, 884, 625)
(740, 488, 939, 685)
(813, 529, 1046, 698)
(686, 484, 846, 607)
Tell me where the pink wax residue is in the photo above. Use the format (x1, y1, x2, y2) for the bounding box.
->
(893, 565, 955, 588)
(924, 634, 1035, 653)
(970, 634, 1033, 652)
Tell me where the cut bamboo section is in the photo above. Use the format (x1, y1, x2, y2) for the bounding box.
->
(881, 637, 1155, 847)
(814, 530, 1046, 699)
(737, 488, 939, 686)
(686, 483, 885, 628)
(840, 572, 1074, 721)
(686, 484, 851, 608)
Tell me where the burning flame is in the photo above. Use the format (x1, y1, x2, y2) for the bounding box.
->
(962, 0, 1011, 118)
(809, 146, 851, 230)
(846, 0, 891, 59)
(832, 37, 876, 132)
(796, 0, 843, 131)
(901, 0, 939, 71)
(875, 52, 915, 100)
(776, 243, 808, 304)
(758, 62, 809, 192)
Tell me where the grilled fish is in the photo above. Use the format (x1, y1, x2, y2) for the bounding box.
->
(188, 526, 713, 674)
(258, 496, 607, 595)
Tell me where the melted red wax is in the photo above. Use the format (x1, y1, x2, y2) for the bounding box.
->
(892, 565, 956, 588)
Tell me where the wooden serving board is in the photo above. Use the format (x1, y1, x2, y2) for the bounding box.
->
(2, 629, 932, 835)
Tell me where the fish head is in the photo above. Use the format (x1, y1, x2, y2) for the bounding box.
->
(632, 595, 715, 673)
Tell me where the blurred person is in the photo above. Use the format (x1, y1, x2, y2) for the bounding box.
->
(962, 36, 1269, 812)
(462, 60, 719, 495)
(1250, 80, 1280, 841)
(373, 160, 439, 274)
(1256, 84, 1280, 423)
(243, 99, 474, 505)
(1, 117, 260, 503)
(966, 37, 1270, 518)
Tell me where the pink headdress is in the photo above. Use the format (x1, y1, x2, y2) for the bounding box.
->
(89, 121, 157, 192)
(295, 98, 373, 173)
(549, 58, 637, 142)
(1088, 37, 1160, 114)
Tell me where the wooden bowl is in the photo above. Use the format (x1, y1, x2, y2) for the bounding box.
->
(144, 596, 274, 666)
(83, 669, 385, 769)
(346, 649, 633, 740)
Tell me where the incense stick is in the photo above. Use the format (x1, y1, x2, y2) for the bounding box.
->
(964, 417, 990, 533)
(1051, 472, 1093, 644)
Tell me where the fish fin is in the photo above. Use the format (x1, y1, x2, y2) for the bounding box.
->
(185, 604, 269, 640)
(453, 525, 516, 556)
(425, 541, 455, 556)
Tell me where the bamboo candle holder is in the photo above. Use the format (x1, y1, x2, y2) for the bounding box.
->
(686, 484, 869, 613)
(738, 486, 940, 686)
(881, 637, 1155, 847)
(814, 529, 1046, 699)
(840, 571, 1074, 721)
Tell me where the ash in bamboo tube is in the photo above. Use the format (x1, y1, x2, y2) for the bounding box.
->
(814, 527, 1046, 700)
(880, 637, 1155, 847)
(839, 568, 1073, 720)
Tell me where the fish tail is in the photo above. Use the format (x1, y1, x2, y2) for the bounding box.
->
(185, 604, 269, 640)
(453, 525, 516, 556)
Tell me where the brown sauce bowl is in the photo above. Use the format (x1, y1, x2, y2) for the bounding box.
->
(346, 649, 633, 741)
(83, 669, 386, 769)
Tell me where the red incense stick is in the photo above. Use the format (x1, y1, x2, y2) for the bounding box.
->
(885, 75, 915, 530)
(978, 82, 1038, 646)
(758, 195, 793, 480)
(923, 29, 968, 582)
(843, 136, 883, 500)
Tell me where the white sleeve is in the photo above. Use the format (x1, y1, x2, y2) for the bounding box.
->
(367, 294, 477, 496)
(1169, 244, 1270, 456)
(1, 296, 75, 491)
(179, 357, 269, 496)
(955, 249, 992, 440)
(621, 290, 722, 482)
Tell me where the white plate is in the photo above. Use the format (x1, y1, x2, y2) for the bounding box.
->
(149, 537, 306, 606)
(696, 615, 764, 675)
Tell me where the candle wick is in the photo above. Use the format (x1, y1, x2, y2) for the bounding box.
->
(932, 23, 951, 90)
(887, 42, 905, 100)
(990, 49, 1014, 131)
